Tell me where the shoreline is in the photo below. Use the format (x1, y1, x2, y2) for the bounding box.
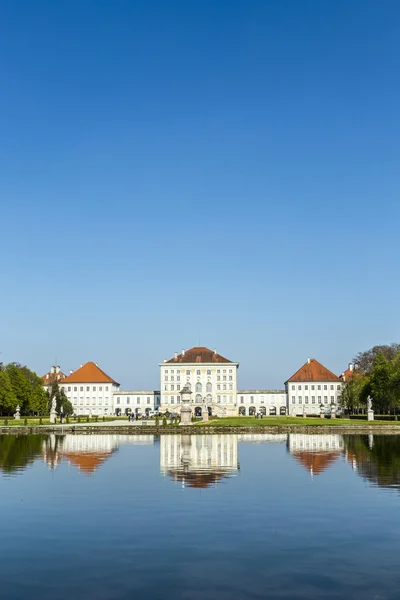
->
(2, 424, 400, 435)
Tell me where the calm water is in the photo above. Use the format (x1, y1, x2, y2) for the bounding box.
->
(1, 432, 400, 600)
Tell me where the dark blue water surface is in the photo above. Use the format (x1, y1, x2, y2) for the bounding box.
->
(1, 432, 400, 600)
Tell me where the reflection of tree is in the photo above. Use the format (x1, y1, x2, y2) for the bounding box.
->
(344, 435, 400, 489)
(0, 435, 47, 474)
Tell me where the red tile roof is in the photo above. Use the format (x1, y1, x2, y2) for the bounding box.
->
(340, 367, 361, 382)
(42, 371, 67, 385)
(286, 359, 340, 383)
(61, 362, 119, 384)
(166, 347, 232, 364)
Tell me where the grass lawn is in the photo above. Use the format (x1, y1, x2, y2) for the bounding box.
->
(195, 416, 399, 427)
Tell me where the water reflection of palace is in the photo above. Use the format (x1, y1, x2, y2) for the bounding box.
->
(42, 434, 155, 474)
(287, 433, 344, 476)
(160, 434, 239, 488)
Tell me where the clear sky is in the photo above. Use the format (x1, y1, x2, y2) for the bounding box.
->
(1, 0, 399, 389)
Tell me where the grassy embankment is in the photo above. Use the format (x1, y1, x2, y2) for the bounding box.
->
(195, 416, 400, 427)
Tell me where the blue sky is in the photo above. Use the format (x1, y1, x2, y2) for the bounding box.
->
(0, 0, 399, 389)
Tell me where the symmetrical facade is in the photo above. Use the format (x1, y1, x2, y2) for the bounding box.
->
(42, 350, 346, 417)
(285, 358, 342, 416)
(159, 347, 239, 417)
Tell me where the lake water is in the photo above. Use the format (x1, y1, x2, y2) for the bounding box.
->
(1, 432, 400, 599)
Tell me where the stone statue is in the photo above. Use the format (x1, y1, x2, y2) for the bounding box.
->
(367, 395, 374, 421)
(50, 397, 57, 424)
(51, 398, 57, 412)
(14, 404, 21, 420)
(367, 396, 372, 411)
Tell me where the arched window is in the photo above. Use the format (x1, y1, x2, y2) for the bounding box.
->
(195, 382, 202, 393)
(206, 394, 212, 404)
(206, 382, 212, 393)
(196, 394, 202, 403)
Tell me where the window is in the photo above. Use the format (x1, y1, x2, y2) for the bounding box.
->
(196, 370, 200, 375)
(217, 395, 221, 403)
(331, 396, 334, 403)
(177, 385, 180, 391)
(217, 384, 220, 390)
(164, 385, 167, 391)
(206, 382, 212, 392)
(99, 399, 102, 405)
(298, 385, 302, 390)
(99, 386, 102, 391)
(305, 396, 309, 404)
(223, 376, 226, 381)
(240, 397, 244, 404)
(177, 376, 180, 381)
(171, 376, 174, 381)
(229, 369, 232, 373)
(337, 384, 341, 390)
(291, 385, 295, 390)
(311, 385, 315, 390)
(68, 387, 71, 392)
(312, 396, 315, 403)
(217, 376, 220, 381)
(105, 398, 108, 404)
(292, 397, 295, 403)
(195, 382, 202, 393)
(195, 394, 202, 403)
(229, 384, 233, 390)
(165, 370, 168, 373)
(330, 385, 334, 390)
(251, 396, 254, 402)
(165, 376, 168, 381)
(305, 385, 308, 390)
(223, 395, 227, 402)
(127, 398, 130, 404)
(92, 399, 96, 405)
(74, 387, 77, 392)
(105, 387, 109, 392)
(318, 385, 321, 390)
(86, 399, 90, 405)
(86, 386, 90, 391)
(177, 396, 180, 403)
(217, 370, 220, 373)
(80, 386, 83, 392)
(171, 384, 174, 391)
(206, 394, 212, 403)
(171, 397, 174, 404)
(207, 370, 211, 375)
(186, 370, 190, 375)
(324, 396, 328, 404)
(93, 386, 96, 391)
(137, 398, 140, 404)
(299, 397, 302, 404)
(223, 370, 226, 373)
(318, 396, 321, 402)
(229, 376, 232, 381)
(223, 384, 226, 390)
(147, 398, 150, 404)
(324, 385, 327, 390)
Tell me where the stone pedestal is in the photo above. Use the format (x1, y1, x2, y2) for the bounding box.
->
(202, 407, 209, 422)
(49, 410, 57, 424)
(367, 410, 374, 421)
(14, 405, 21, 420)
(320, 408, 325, 419)
(331, 404, 336, 419)
(302, 408, 307, 418)
(180, 405, 192, 426)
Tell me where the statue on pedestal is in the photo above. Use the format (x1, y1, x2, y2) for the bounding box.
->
(179, 385, 193, 426)
(49, 398, 57, 424)
(367, 395, 374, 421)
(14, 405, 21, 420)
(331, 403, 336, 419)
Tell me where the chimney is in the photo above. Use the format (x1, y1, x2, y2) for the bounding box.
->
(80, 364, 83, 368)
(95, 363, 98, 367)
(163, 359, 167, 363)
(70, 370, 73, 374)
(55, 366, 60, 374)
(307, 358, 311, 364)
(174, 352, 178, 359)
(182, 349, 185, 356)
(349, 363, 354, 371)
(50, 366, 55, 374)
(214, 348, 216, 354)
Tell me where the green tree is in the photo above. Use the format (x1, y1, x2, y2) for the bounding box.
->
(0, 371, 18, 415)
(354, 344, 400, 374)
(60, 390, 73, 416)
(369, 353, 394, 413)
(5, 363, 32, 414)
(340, 373, 369, 412)
(31, 385, 49, 415)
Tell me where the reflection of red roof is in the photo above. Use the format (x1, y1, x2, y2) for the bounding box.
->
(286, 359, 340, 383)
(292, 452, 339, 475)
(166, 347, 232, 364)
(63, 452, 112, 474)
(167, 469, 234, 488)
(61, 362, 118, 384)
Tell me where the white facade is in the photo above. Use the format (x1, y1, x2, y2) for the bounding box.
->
(113, 391, 160, 416)
(237, 390, 287, 416)
(61, 381, 120, 415)
(160, 348, 239, 417)
(286, 380, 342, 416)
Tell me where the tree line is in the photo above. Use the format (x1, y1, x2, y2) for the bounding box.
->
(341, 343, 400, 414)
(0, 363, 73, 416)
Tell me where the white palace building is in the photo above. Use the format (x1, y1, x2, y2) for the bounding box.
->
(43, 346, 344, 417)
